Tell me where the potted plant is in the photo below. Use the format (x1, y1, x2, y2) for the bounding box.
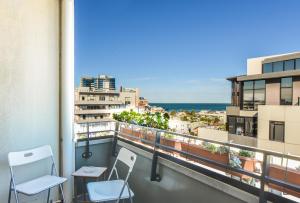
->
(238, 150, 256, 172)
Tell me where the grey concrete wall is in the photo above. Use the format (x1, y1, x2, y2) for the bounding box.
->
(0, 0, 60, 202)
(75, 140, 257, 203)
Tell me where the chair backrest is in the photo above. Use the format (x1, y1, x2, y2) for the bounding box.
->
(115, 147, 137, 172)
(8, 145, 53, 167)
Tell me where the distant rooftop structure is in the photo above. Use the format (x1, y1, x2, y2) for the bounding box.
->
(80, 75, 116, 91)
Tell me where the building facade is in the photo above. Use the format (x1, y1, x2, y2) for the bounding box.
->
(80, 75, 116, 90)
(75, 75, 140, 123)
(226, 52, 300, 156)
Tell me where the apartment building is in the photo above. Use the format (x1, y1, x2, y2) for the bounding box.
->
(226, 52, 300, 156)
(75, 75, 140, 123)
(80, 75, 116, 90)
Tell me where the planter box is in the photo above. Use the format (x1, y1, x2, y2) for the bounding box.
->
(160, 137, 176, 148)
(180, 143, 229, 172)
(230, 156, 256, 179)
(120, 127, 141, 142)
(142, 132, 156, 145)
(268, 164, 300, 198)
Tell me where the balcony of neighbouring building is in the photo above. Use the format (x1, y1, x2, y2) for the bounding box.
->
(73, 121, 300, 203)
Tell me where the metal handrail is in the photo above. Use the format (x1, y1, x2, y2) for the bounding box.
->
(75, 121, 300, 202)
(75, 121, 300, 161)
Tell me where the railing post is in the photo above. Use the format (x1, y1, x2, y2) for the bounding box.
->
(259, 153, 268, 203)
(82, 122, 92, 159)
(150, 131, 161, 181)
(112, 122, 119, 157)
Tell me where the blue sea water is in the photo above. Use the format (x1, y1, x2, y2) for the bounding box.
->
(149, 103, 229, 112)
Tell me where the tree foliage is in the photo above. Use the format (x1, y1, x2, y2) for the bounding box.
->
(113, 111, 169, 130)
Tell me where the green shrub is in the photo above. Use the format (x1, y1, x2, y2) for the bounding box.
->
(217, 146, 229, 154)
(162, 133, 175, 139)
(203, 142, 218, 153)
(113, 111, 169, 130)
(239, 150, 255, 158)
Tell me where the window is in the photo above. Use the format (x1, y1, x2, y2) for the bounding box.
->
(284, 60, 295, 71)
(269, 121, 284, 142)
(245, 117, 257, 137)
(99, 96, 105, 101)
(227, 116, 257, 137)
(236, 117, 244, 135)
(81, 96, 85, 101)
(262, 63, 272, 73)
(125, 97, 131, 105)
(296, 58, 300, 70)
(273, 61, 284, 72)
(280, 77, 293, 105)
(228, 116, 236, 134)
(263, 59, 299, 73)
(243, 80, 265, 110)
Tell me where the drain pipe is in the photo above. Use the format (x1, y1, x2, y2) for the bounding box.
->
(60, 0, 75, 202)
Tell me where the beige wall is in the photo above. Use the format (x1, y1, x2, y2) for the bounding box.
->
(257, 105, 300, 156)
(198, 128, 228, 143)
(228, 134, 257, 147)
(293, 79, 300, 105)
(247, 57, 263, 75)
(266, 82, 280, 105)
(0, 0, 60, 202)
(119, 90, 139, 107)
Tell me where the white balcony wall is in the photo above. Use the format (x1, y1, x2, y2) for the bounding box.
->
(0, 0, 60, 202)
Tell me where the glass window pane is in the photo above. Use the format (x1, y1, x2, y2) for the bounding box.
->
(254, 80, 265, 89)
(243, 90, 254, 101)
(281, 88, 292, 105)
(243, 81, 254, 90)
(281, 77, 293, 88)
(228, 117, 236, 134)
(263, 63, 272, 73)
(274, 123, 284, 142)
(273, 61, 284, 72)
(296, 58, 300, 70)
(254, 89, 265, 102)
(284, 60, 295, 71)
(236, 117, 244, 124)
(245, 118, 254, 137)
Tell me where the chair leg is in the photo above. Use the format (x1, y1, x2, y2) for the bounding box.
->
(8, 179, 12, 203)
(47, 188, 51, 203)
(59, 183, 65, 202)
(13, 190, 19, 203)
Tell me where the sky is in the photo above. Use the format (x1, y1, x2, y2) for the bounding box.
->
(75, 0, 300, 103)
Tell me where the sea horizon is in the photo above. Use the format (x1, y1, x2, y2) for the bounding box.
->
(149, 102, 229, 112)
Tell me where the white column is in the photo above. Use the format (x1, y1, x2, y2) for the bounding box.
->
(61, 0, 74, 202)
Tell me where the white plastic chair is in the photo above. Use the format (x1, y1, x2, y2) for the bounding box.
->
(8, 145, 67, 203)
(87, 147, 137, 203)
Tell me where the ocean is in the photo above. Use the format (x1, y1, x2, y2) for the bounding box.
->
(149, 103, 229, 112)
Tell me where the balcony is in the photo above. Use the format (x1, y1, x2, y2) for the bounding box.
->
(75, 100, 123, 105)
(75, 108, 129, 115)
(73, 121, 300, 203)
